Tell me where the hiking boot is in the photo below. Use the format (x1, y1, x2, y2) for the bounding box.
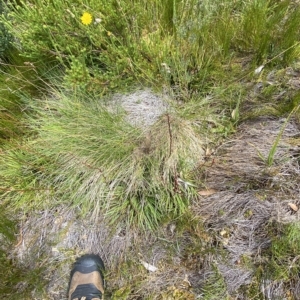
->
(68, 254, 105, 300)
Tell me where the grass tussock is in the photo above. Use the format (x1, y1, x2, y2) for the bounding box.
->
(1, 89, 206, 230)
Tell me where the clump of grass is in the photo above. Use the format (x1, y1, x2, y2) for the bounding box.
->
(0, 89, 206, 230)
(235, 0, 300, 64)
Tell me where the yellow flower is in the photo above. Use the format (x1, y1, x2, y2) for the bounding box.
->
(80, 12, 92, 26)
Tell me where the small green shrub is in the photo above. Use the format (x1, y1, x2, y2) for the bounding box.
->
(5, 0, 300, 95)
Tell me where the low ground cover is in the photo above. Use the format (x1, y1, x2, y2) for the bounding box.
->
(0, 0, 300, 299)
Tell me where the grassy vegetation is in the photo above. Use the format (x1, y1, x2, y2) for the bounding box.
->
(1, 0, 300, 298)
(248, 222, 300, 299)
(264, 221, 300, 280)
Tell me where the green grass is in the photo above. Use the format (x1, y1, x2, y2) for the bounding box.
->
(250, 104, 300, 166)
(0, 55, 31, 144)
(240, 221, 300, 299)
(266, 222, 300, 281)
(201, 266, 229, 300)
(1, 88, 208, 230)
(4, 0, 300, 94)
(1, 0, 300, 298)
